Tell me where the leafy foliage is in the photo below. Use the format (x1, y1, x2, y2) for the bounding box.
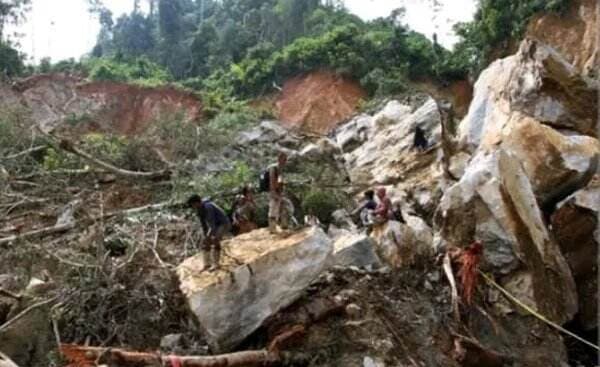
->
(0, 39, 25, 76)
(86, 56, 172, 85)
(453, 0, 569, 75)
(301, 190, 344, 226)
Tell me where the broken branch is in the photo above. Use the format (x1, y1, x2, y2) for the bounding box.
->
(0, 201, 172, 245)
(0, 351, 20, 367)
(0, 145, 47, 161)
(442, 252, 460, 321)
(0, 296, 59, 333)
(0, 288, 22, 300)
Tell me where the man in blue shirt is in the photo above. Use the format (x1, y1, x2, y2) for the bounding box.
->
(187, 195, 232, 271)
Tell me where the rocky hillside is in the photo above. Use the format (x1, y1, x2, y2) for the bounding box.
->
(0, 1, 598, 367)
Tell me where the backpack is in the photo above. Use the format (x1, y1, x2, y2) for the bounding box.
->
(258, 169, 270, 192)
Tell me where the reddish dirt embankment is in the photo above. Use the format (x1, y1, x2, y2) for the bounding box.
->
(276, 71, 366, 134)
(527, 0, 598, 77)
(9, 73, 202, 135)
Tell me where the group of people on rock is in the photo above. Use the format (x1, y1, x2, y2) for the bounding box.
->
(186, 152, 293, 271)
(351, 187, 403, 234)
(186, 123, 427, 271)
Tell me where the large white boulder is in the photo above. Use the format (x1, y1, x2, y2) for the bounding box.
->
(370, 218, 433, 268)
(177, 227, 333, 352)
(340, 98, 442, 186)
(459, 39, 598, 149)
(434, 150, 577, 324)
(457, 40, 600, 207)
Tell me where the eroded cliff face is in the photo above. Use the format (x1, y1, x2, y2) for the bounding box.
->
(276, 70, 367, 134)
(527, 0, 599, 78)
(2, 74, 202, 135)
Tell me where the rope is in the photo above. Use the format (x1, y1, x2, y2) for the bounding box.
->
(479, 271, 599, 352)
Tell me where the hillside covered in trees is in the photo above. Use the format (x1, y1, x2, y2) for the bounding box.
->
(2, 0, 569, 103)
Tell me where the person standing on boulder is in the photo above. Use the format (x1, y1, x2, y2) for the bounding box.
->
(268, 152, 289, 233)
(413, 126, 428, 152)
(187, 195, 231, 271)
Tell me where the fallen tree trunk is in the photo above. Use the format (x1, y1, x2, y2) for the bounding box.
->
(0, 201, 172, 245)
(61, 344, 282, 367)
(35, 128, 170, 180)
(57, 139, 170, 180)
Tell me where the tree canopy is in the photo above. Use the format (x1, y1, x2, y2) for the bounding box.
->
(3, 0, 570, 97)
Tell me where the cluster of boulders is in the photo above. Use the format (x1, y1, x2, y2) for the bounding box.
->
(175, 17, 598, 365)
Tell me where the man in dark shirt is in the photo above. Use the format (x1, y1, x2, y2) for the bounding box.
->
(351, 190, 377, 227)
(413, 126, 428, 152)
(187, 195, 231, 271)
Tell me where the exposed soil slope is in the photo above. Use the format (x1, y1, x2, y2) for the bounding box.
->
(276, 71, 366, 134)
(6, 74, 202, 135)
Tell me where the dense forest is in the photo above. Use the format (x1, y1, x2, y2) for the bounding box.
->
(1, 0, 569, 103)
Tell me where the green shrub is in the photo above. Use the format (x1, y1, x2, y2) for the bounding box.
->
(301, 190, 343, 226)
(86, 56, 172, 85)
(193, 161, 256, 211)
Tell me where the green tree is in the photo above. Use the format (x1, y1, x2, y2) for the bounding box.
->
(112, 13, 156, 57)
(0, 39, 24, 76)
(0, 0, 30, 39)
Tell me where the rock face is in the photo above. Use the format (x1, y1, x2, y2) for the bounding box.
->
(435, 150, 578, 324)
(177, 227, 333, 352)
(276, 70, 366, 134)
(459, 40, 598, 143)
(426, 6, 600, 361)
(338, 98, 443, 187)
(0, 280, 55, 367)
(527, 0, 599, 78)
(551, 176, 599, 330)
(435, 35, 600, 325)
(3, 74, 202, 134)
(331, 231, 382, 269)
(370, 219, 432, 268)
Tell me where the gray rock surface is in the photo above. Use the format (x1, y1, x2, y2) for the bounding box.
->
(177, 227, 333, 352)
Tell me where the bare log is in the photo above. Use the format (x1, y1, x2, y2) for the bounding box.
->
(61, 344, 280, 367)
(435, 99, 459, 181)
(0, 201, 172, 245)
(0, 296, 59, 333)
(0, 223, 75, 246)
(442, 253, 460, 321)
(0, 145, 47, 161)
(0, 351, 20, 367)
(57, 139, 170, 180)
